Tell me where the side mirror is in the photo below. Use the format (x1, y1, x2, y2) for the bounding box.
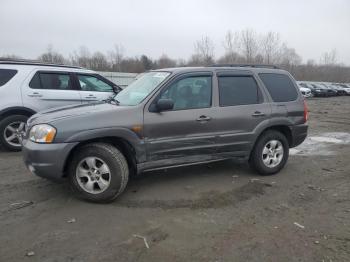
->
(156, 99, 174, 112)
(112, 85, 122, 94)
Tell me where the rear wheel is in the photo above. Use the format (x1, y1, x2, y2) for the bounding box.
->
(68, 143, 129, 202)
(0, 115, 28, 151)
(249, 130, 289, 175)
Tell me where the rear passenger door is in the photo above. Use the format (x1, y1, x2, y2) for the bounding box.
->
(76, 74, 115, 103)
(213, 71, 271, 156)
(22, 70, 81, 112)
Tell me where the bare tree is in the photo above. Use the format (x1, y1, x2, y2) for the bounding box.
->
(38, 44, 65, 64)
(190, 36, 215, 66)
(0, 54, 22, 59)
(177, 58, 187, 67)
(108, 44, 124, 71)
(4, 33, 350, 82)
(239, 29, 258, 63)
(222, 30, 241, 63)
(90, 51, 109, 71)
(279, 44, 302, 67)
(260, 32, 281, 64)
(155, 54, 177, 69)
(320, 49, 337, 65)
(70, 46, 92, 68)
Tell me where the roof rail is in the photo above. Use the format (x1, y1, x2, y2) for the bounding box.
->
(0, 58, 83, 69)
(209, 64, 280, 69)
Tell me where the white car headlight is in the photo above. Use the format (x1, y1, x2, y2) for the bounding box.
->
(29, 124, 56, 143)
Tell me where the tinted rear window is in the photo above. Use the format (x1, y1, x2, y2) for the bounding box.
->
(218, 76, 259, 106)
(0, 69, 17, 86)
(259, 73, 298, 102)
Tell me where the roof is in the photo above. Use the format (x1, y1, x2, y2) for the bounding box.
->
(153, 65, 285, 74)
(0, 58, 83, 69)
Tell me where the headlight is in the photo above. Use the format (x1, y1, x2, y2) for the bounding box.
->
(29, 124, 56, 143)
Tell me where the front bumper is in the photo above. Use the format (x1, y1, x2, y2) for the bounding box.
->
(22, 139, 78, 181)
(290, 124, 308, 148)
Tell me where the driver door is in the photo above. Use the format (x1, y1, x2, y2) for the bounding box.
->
(143, 73, 217, 164)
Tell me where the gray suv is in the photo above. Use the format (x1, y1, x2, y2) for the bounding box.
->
(22, 65, 308, 202)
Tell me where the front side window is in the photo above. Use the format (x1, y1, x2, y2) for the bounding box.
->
(218, 76, 259, 106)
(159, 76, 212, 110)
(259, 73, 298, 102)
(0, 69, 17, 86)
(29, 72, 73, 90)
(78, 74, 113, 92)
(114, 72, 170, 106)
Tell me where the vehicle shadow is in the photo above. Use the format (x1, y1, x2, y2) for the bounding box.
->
(115, 159, 264, 209)
(1, 152, 262, 210)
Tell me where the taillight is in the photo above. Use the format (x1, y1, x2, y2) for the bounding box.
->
(303, 100, 308, 123)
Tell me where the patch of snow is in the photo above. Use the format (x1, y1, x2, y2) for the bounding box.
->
(290, 132, 350, 156)
(309, 136, 343, 144)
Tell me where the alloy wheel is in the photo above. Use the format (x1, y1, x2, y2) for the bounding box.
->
(3, 121, 26, 147)
(262, 140, 284, 168)
(76, 157, 111, 194)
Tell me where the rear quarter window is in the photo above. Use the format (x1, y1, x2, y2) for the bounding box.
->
(259, 73, 298, 102)
(0, 69, 18, 86)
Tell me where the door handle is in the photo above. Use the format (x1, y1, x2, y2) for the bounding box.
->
(28, 92, 43, 98)
(252, 111, 265, 117)
(196, 115, 211, 122)
(85, 94, 97, 99)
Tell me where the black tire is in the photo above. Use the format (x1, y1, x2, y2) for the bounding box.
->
(68, 143, 129, 203)
(0, 115, 29, 152)
(249, 130, 289, 176)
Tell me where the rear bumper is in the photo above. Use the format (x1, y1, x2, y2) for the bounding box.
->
(290, 124, 308, 148)
(22, 139, 78, 181)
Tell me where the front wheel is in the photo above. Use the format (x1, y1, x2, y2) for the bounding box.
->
(0, 115, 28, 151)
(68, 143, 129, 202)
(249, 130, 289, 175)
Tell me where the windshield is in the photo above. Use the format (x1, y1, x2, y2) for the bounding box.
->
(114, 72, 171, 106)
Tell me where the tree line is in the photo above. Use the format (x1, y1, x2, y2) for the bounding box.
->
(2, 29, 349, 83)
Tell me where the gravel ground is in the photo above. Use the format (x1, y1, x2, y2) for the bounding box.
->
(0, 96, 349, 262)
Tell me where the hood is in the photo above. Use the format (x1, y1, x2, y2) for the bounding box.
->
(28, 102, 118, 126)
(27, 101, 143, 143)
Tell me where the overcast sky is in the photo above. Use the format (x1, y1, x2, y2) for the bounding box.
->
(1, 0, 349, 64)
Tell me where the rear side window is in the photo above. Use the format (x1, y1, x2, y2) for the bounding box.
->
(259, 73, 298, 102)
(29, 72, 73, 90)
(218, 76, 259, 106)
(0, 69, 17, 86)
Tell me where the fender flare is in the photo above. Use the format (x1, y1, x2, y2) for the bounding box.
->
(252, 118, 294, 147)
(63, 127, 146, 162)
(0, 106, 36, 120)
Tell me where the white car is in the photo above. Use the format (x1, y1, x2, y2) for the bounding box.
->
(0, 59, 120, 151)
(341, 84, 350, 95)
(334, 83, 350, 95)
(297, 84, 312, 98)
